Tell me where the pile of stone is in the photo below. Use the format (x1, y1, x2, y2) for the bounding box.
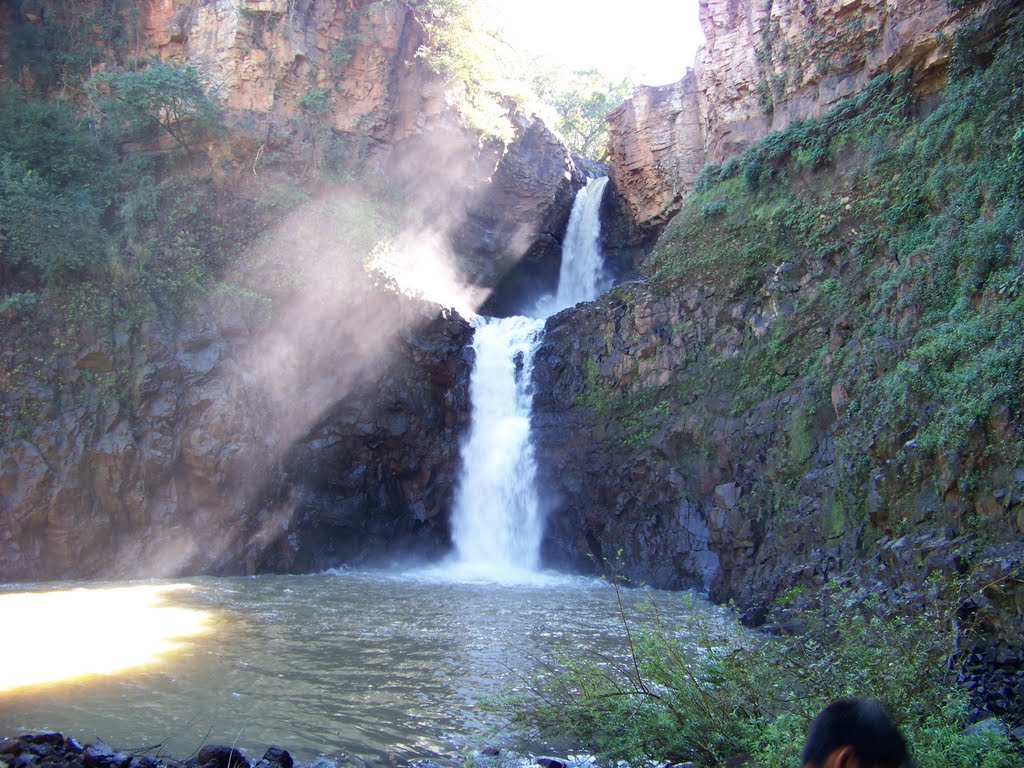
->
(0, 734, 295, 768)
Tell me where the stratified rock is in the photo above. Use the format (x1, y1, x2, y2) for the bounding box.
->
(0, 294, 474, 582)
(607, 73, 705, 232)
(135, 0, 445, 144)
(608, 0, 964, 228)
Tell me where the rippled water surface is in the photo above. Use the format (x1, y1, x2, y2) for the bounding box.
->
(0, 570, 732, 764)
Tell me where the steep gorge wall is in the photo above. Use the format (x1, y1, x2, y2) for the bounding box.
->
(607, 0, 963, 229)
(0, 0, 587, 581)
(538, 0, 1024, 720)
(0, 289, 474, 581)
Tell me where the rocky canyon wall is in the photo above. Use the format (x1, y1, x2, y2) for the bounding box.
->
(0, 0, 587, 581)
(0, 284, 474, 581)
(607, 0, 964, 229)
(535, 1, 1024, 720)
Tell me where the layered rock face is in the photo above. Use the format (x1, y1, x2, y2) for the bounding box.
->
(1, 0, 582, 300)
(138, 0, 444, 141)
(0, 289, 472, 582)
(533, 272, 1024, 718)
(608, 0, 963, 228)
(0, 0, 590, 581)
(534, 280, 836, 596)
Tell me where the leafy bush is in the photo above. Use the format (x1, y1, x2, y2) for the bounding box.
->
(0, 153, 108, 280)
(496, 586, 1019, 768)
(88, 60, 220, 152)
(0, 93, 119, 196)
(411, 0, 514, 141)
(647, 1, 1024, 524)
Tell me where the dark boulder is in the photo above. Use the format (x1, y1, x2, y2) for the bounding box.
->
(197, 746, 248, 768)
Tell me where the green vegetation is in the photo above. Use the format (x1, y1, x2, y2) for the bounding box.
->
(411, 0, 516, 141)
(496, 585, 1018, 768)
(536, 11, 1024, 763)
(0, 93, 119, 284)
(410, 0, 634, 157)
(88, 60, 221, 153)
(577, 356, 671, 449)
(645, 0, 1024, 525)
(531, 67, 633, 160)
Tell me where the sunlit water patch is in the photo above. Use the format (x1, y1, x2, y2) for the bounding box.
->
(0, 584, 213, 693)
(0, 571, 735, 765)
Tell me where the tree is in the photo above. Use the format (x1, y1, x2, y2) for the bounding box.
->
(297, 87, 331, 176)
(0, 153, 107, 282)
(88, 60, 220, 153)
(532, 68, 633, 161)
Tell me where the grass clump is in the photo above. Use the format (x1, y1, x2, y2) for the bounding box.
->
(495, 586, 1019, 768)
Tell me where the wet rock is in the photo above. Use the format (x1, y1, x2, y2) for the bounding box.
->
(0, 299, 475, 582)
(22, 737, 63, 750)
(82, 744, 118, 768)
(260, 749, 292, 768)
(197, 746, 248, 768)
(963, 718, 1009, 738)
(535, 759, 568, 768)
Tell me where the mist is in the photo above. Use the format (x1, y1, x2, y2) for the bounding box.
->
(144, 117, 574, 576)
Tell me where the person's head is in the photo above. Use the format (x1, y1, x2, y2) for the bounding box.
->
(801, 699, 911, 768)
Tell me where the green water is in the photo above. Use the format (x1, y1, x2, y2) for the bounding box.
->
(0, 569, 731, 765)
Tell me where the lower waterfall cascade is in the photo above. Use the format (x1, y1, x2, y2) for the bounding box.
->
(448, 176, 610, 578)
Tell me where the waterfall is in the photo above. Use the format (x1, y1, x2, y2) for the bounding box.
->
(553, 176, 610, 312)
(448, 177, 609, 579)
(449, 316, 546, 575)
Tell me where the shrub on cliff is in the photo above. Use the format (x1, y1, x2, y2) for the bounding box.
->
(644, 0, 1024, 535)
(0, 153, 108, 281)
(88, 60, 221, 153)
(0, 94, 117, 284)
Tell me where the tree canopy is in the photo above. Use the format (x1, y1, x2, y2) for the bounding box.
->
(88, 60, 220, 152)
(532, 67, 633, 160)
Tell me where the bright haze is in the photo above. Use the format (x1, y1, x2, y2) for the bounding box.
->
(486, 0, 705, 85)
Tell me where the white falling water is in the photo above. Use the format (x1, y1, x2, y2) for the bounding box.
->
(553, 176, 611, 312)
(449, 316, 546, 577)
(532, 176, 611, 318)
(448, 176, 609, 580)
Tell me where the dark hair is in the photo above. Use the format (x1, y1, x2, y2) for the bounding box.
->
(802, 699, 911, 767)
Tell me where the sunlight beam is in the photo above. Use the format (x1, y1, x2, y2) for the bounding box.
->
(0, 584, 214, 694)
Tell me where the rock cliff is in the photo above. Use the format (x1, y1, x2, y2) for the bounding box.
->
(535, 2, 1024, 718)
(1, 0, 582, 299)
(0, 0, 587, 581)
(608, 0, 964, 229)
(0, 284, 472, 581)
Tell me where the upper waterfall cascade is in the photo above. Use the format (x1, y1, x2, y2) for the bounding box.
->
(448, 176, 610, 580)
